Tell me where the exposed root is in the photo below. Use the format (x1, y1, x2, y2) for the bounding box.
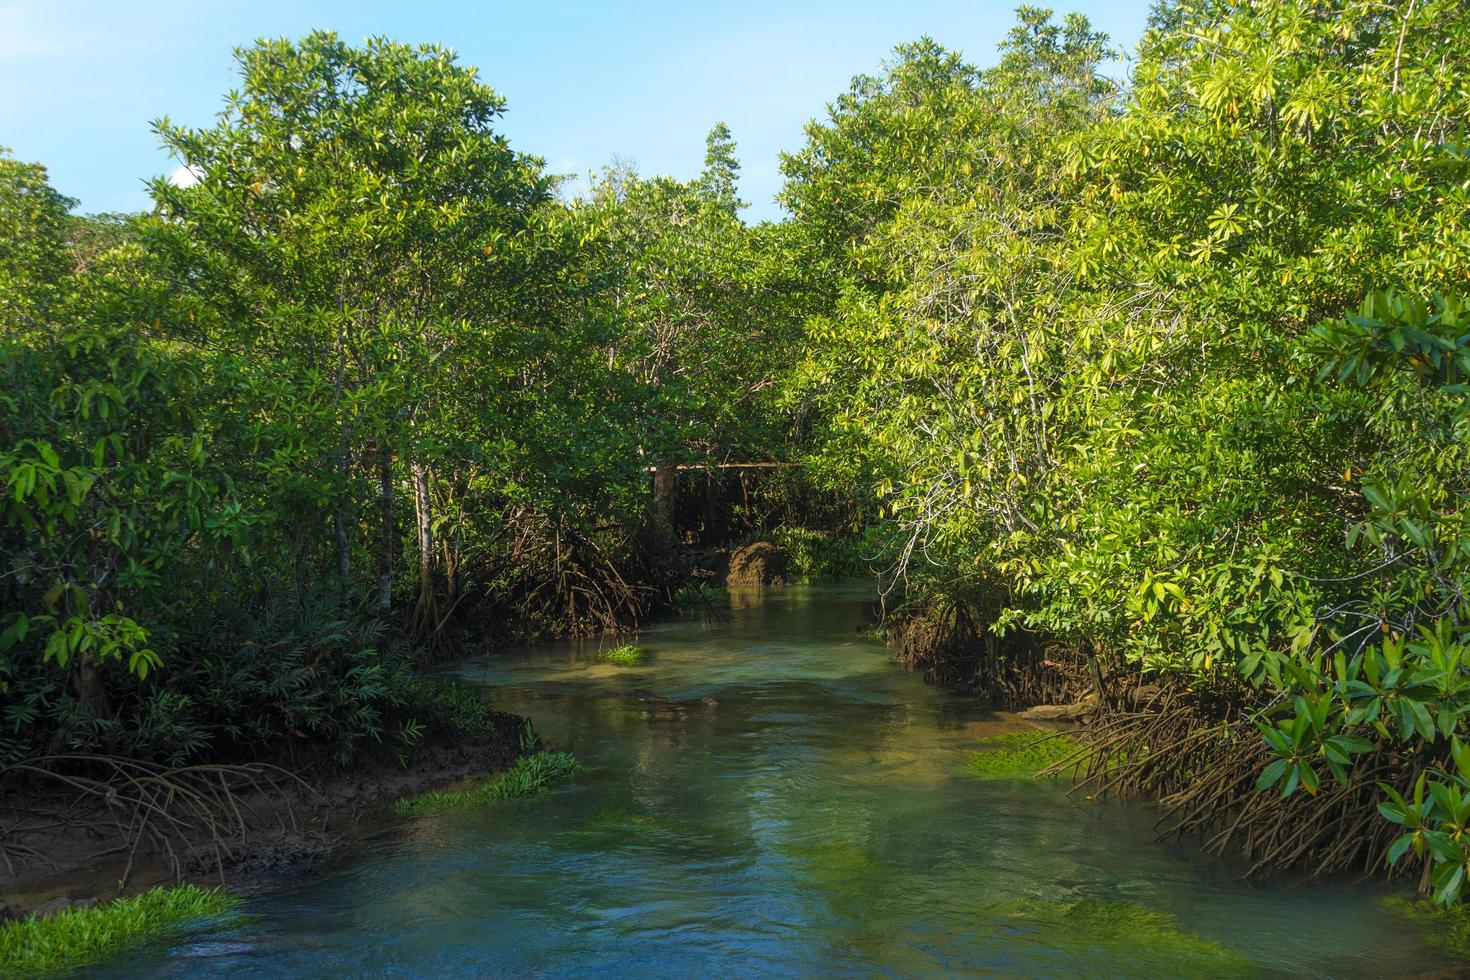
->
(0, 754, 322, 890)
(497, 508, 655, 636)
(887, 595, 1092, 705)
(1054, 692, 1438, 882)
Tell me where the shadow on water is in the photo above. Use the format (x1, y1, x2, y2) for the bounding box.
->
(102, 584, 1455, 977)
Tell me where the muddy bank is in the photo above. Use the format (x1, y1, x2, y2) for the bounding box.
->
(0, 713, 527, 914)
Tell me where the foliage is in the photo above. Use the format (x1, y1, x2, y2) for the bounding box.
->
(0, 32, 808, 771)
(781, 0, 1470, 895)
(400, 678, 521, 739)
(0, 885, 238, 975)
(392, 750, 581, 816)
(674, 583, 729, 613)
(770, 526, 869, 580)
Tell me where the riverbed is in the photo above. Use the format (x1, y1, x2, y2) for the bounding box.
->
(102, 584, 1452, 977)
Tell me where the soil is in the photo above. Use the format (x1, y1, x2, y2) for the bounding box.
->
(0, 717, 527, 915)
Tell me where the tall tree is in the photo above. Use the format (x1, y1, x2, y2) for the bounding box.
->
(150, 32, 553, 622)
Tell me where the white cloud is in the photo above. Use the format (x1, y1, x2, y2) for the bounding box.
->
(167, 163, 201, 188)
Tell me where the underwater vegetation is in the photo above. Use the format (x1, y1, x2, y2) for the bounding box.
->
(982, 898, 1251, 974)
(966, 731, 1086, 778)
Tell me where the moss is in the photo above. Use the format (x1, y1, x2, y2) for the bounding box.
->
(984, 898, 1250, 973)
(394, 750, 581, 816)
(592, 644, 644, 666)
(0, 885, 239, 976)
(1384, 895, 1470, 959)
(966, 730, 1085, 778)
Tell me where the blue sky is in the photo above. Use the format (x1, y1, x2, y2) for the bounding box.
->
(0, 1, 1151, 222)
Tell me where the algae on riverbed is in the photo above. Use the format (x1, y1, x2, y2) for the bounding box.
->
(393, 750, 581, 816)
(966, 730, 1085, 778)
(0, 885, 238, 976)
(1384, 895, 1470, 960)
(982, 898, 1251, 974)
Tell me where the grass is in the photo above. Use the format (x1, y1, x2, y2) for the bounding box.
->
(0, 885, 239, 976)
(393, 750, 581, 816)
(983, 898, 1250, 973)
(966, 730, 1086, 778)
(591, 644, 644, 666)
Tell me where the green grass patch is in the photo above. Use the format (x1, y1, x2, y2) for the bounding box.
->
(592, 644, 644, 666)
(0, 885, 238, 976)
(1385, 895, 1470, 959)
(967, 730, 1085, 778)
(983, 898, 1249, 973)
(393, 750, 581, 816)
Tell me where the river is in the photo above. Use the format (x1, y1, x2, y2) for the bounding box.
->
(103, 584, 1451, 977)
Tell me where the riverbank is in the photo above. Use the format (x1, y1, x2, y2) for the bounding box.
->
(0, 708, 528, 916)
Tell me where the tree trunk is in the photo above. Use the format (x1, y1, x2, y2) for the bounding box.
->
(411, 461, 437, 632)
(702, 467, 726, 545)
(75, 651, 110, 719)
(377, 448, 394, 622)
(442, 537, 459, 603)
(333, 505, 351, 612)
(652, 461, 678, 540)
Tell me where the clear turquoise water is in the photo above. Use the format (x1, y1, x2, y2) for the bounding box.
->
(105, 584, 1451, 977)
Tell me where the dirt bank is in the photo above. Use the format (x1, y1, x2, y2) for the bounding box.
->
(0, 712, 527, 914)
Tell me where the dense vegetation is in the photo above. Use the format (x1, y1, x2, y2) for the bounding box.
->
(3, 0, 1469, 908)
(784, 0, 1470, 898)
(0, 34, 808, 771)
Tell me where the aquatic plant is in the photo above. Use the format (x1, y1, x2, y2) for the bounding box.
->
(981, 898, 1249, 973)
(393, 750, 581, 816)
(0, 885, 238, 976)
(1385, 895, 1470, 960)
(966, 731, 1085, 778)
(592, 644, 645, 666)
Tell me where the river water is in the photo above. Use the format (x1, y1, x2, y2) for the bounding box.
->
(106, 584, 1451, 977)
